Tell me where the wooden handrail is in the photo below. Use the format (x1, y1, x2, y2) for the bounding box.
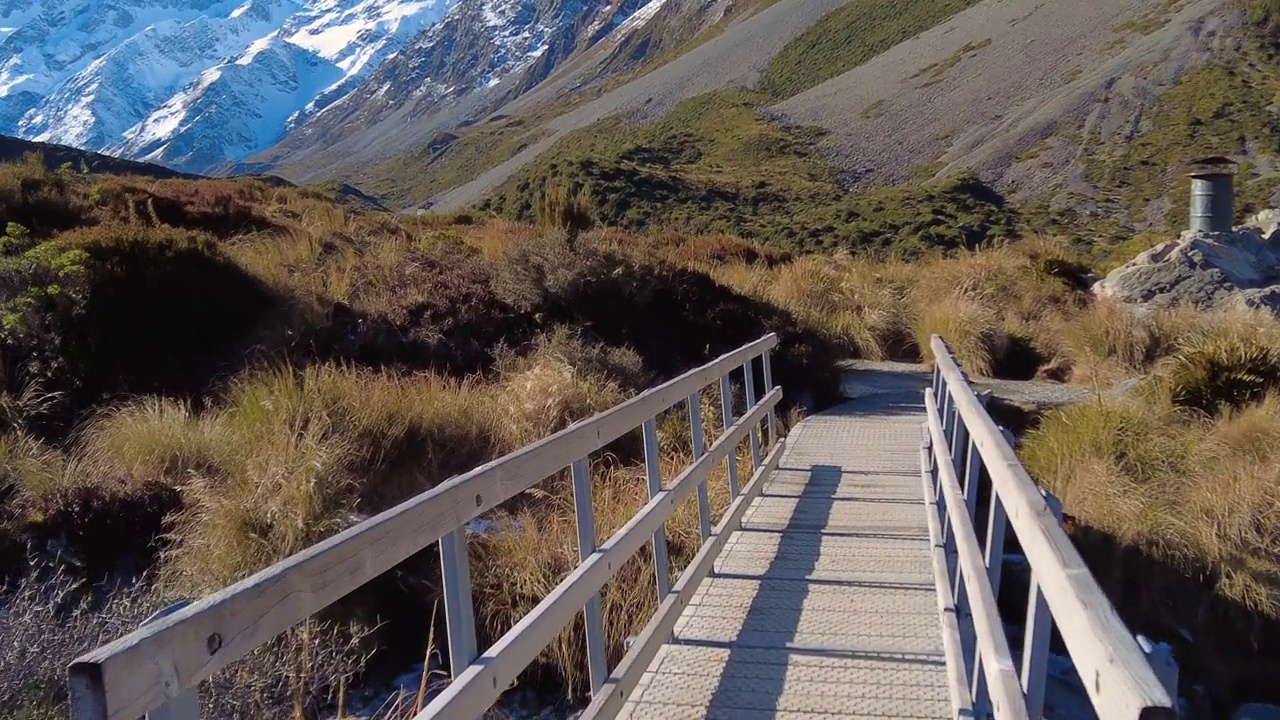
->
(421, 389, 782, 718)
(579, 436, 786, 720)
(68, 335, 780, 720)
(918, 442, 975, 720)
(927, 335, 1176, 720)
(925, 393, 1028, 720)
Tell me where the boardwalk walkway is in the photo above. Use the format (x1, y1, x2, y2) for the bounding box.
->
(68, 335, 1178, 720)
(620, 378, 951, 719)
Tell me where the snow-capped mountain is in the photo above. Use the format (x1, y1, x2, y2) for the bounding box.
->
(244, 0, 658, 179)
(0, 0, 452, 172)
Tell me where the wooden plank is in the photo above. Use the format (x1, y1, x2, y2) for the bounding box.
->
(930, 336, 1176, 720)
(577, 438, 786, 720)
(416, 389, 782, 719)
(68, 335, 778, 720)
(919, 438, 975, 720)
(926, 393, 1028, 720)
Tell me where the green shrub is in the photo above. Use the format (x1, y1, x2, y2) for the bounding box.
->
(0, 226, 276, 428)
(0, 153, 92, 238)
(484, 93, 1017, 255)
(1163, 335, 1280, 414)
(414, 229, 470, 256)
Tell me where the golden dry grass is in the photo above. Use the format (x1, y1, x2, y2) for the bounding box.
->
(11, 154, 1280, 713)
(1021, 389, 1280, 617)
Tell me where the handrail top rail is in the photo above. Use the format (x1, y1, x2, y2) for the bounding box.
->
(68, 333, 780, 720)
(927, 334, 1175, 720)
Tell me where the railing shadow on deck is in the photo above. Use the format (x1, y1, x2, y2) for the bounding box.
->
(699, 463, 843, 718)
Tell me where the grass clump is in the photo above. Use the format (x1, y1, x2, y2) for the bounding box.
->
(1021, 388, 1280, 619)
(757, 0, 984, 100)
(1163, 333, 1280, 414)
(79, 366, 508, 591)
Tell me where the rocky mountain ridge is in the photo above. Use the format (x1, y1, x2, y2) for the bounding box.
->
(0, 0, 684, 176)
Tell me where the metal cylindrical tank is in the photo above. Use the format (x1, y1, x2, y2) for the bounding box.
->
(1186, 157, 1237, 234)
(1189, 172, 1234, 233)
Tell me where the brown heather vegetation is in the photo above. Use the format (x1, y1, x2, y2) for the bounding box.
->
(4, 154, 1280, 715)
(0, 154, 836, 718)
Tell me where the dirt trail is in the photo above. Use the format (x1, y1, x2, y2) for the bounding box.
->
(427, 0, 855, 211)
(774, 0, 1227, 196)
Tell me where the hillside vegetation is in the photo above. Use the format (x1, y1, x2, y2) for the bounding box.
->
(756, 0, 982, 100)
(481, 92, 1019, 255)
(0, 153, 847, 718)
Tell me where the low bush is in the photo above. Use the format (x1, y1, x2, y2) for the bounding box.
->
(0, 153, 92, 238)
(1, 226, 277, 431)
(481, 93, 1020, 255)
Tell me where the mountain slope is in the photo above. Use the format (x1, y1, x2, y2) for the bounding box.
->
(0, 0, 450, 173)
(419, 0, 1234, 224)
(773, 0, 1226, 205)
(247, 0, 665, 181)
(422, 0, 859, 211)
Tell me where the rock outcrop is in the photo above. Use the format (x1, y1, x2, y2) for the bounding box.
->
(1093, 214, 1280, 315)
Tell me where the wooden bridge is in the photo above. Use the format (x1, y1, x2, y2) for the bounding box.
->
(69, 335, 1179, 720)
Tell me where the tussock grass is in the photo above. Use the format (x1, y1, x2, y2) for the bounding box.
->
(13, 149, 1280, 714)
(1021, 390, 1280, 617)
(1021, 308, 1280, 618)
(79, 365, 510, 591)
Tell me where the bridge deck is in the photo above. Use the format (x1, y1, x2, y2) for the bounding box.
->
(619, 389, 950, 719)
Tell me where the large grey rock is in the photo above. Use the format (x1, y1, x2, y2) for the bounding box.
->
(1094, 216, 1280, 315)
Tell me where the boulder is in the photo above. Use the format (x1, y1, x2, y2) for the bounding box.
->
(1094, 215, 1280, 315)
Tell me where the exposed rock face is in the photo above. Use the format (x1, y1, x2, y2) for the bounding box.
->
(1093, 216, 1280, 315)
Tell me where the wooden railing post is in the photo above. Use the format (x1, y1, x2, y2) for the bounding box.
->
(761, 350, 778, 449)
(140, 601, 199, 720)
(1022, 489, 1064, 718)
(972, 429, 1004, 720)
(571, 458, 608, 694)
(987, 429, 1013, 594)
(743, 360, 763, 470)
(719, 374, 741, 499)
(642, 417, 672, 600)
(688, 394, 712, 542)
(440, 528, 478, 677)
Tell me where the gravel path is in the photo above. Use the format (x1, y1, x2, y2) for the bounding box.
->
(839, 359, 1094, 409)
(773, 0, 1225, 193)
(427, 0, 856, 211)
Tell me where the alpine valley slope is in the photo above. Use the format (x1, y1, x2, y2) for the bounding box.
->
(367, 0, 1231, 216)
